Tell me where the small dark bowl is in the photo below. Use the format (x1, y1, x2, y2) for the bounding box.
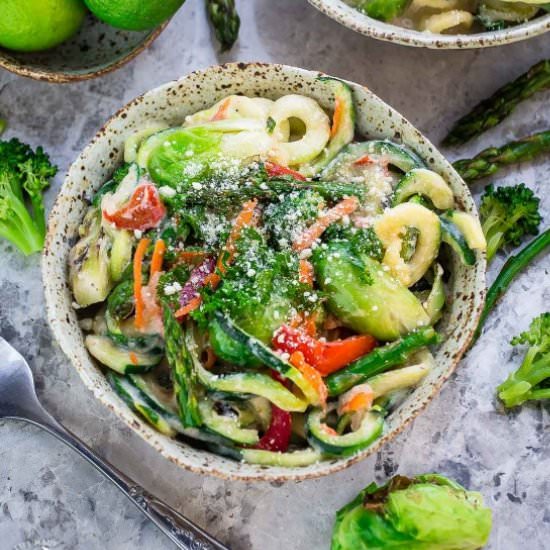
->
(0, 14, 168, 83)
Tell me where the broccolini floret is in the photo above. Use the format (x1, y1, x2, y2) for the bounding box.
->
(197, 228, 312, 342)
(498, 313, 550, 408)
(479, 183, 541, 263)
(264, 189, 325, 248)
(0, 138, 57, 255)
(323, 223, 384, 262)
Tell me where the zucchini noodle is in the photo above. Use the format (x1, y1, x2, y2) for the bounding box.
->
(419, 9, 474, 32)
(410, 0, 461, 10)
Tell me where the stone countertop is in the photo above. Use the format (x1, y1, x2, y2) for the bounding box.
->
(0, 1, 549, 549)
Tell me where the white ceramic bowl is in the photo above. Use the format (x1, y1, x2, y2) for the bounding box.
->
(43, 63, 486, 481)
(309, 0, 550, 48)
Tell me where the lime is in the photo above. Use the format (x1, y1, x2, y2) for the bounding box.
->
(0, 0, 87, 52)
(83, 0, 185, 31)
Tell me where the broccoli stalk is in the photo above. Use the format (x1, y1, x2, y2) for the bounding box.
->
(498, 313, 550, 408)
(479, 183, 541, 263)
(0, 138, 57, 255)
(18, 146, 57, 239)
(0, 173, 44, 255)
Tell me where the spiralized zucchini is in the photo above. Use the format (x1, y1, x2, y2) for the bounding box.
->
(268, 94, 331, 165)
(69, 85, 483, 467)
(419, 10, 474, 32)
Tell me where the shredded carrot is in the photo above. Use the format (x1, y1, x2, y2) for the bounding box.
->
(338, 384, 374, 416)
(299, 259, 314, 286)
(150, 239, 166, 276)
(341, 392, 373, 414)
(330, 96, 343, 138)
(175, 296, 202, 319)
(203, 273, 221, 289)
(133, 238, 150, 330)
(353, 155, 374, 166)
(129, 352, 139, 366)
(178, 249, 208, 263)
(322, 425, 339, 437)
(289, 351, 328, 409)
(289, 313, 303, 329)
(293, 196, 359, 253)
(211, 97, 232, 121)
(289, 311, 318, 336)
(302, 314, 318, 337)
(217, 199, 258, 275)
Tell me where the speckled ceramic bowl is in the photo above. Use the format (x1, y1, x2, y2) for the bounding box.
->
(43, 63, 486, 481)
(309, 0, 550, 48)
(0, 13, 167, 83)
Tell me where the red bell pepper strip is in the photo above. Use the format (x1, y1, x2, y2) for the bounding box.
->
(103, 183, 166, 231)
(272, 325, 377, 376)
(265, 161, 306, 181)
(254, 404, 292, 452)
(254, 371, 292, 452)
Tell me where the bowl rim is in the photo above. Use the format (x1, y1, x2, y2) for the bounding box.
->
(308, 0, 550, 49)
(43, 62, 486, 481)
(0, 21, 168, 83)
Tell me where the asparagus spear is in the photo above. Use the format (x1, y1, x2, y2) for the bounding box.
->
(444, 60, 550, 146)
(206, 0, 240, 52)
(174, 176, 366, 208)
(163, 304, 202, 427)
(472, 228, 550, 344)
(0, 119, 5, 136)
(453, 130, 550, 182)
(326, 327, 440, 396)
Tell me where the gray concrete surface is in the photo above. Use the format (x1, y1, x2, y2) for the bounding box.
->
(1, 1, 549, 549)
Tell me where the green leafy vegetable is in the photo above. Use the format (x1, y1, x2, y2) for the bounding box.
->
(498, 313, 550, 407)
(0, 138, 57, 255)
(332, 474, 492, 550)
(313, 241, 429, 342)
(479, 183, 541, 263)
(354, 0, 409, 22)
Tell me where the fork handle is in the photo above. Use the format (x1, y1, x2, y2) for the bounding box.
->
(22, 409, 229, 550)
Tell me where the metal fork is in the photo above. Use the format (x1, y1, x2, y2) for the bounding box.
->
(0, 336, 230, 550)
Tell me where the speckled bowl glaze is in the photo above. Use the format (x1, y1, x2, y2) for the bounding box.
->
(43, 63, 486, 481)
(309, 0, 550, 48)
(0, 14, 167, 83)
